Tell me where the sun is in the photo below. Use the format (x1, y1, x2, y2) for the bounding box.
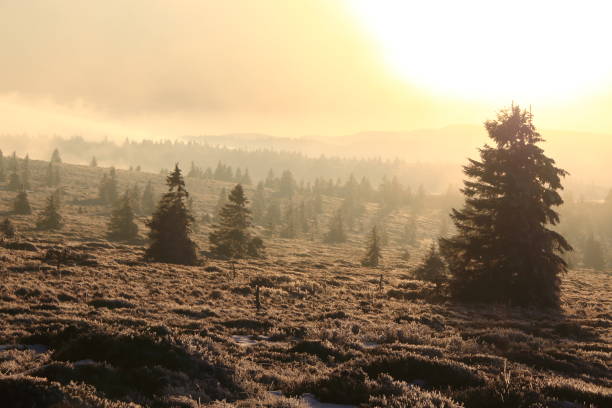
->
(345, 0, 612, 104)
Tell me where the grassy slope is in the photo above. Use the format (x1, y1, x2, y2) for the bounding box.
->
(0, 159, 610, 408)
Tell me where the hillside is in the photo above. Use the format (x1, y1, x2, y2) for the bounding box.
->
(0, 159, 610, 407)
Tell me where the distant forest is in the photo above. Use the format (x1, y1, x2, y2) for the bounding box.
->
(50, 136, 461, 192)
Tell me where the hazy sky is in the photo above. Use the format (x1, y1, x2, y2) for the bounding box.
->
(1, 0, 611, 140)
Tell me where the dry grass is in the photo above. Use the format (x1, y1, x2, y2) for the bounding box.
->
(0, 160, 610, 407)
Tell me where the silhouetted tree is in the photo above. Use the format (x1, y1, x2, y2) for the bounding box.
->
(362, 226, 382, 267)
(14, 189, 32, 214)
(108, 193, 139, 241)
(36, 194, 63, 230)
(98, 167, 118, 204)
(90, 156, 98, 167)
(50, 148, 62, 163)
(583, 233, 605, 271)
(145, 164, 198, 265)
(0, 218, 15, 239)
(414, 244, 446, 286)
(209, 184, 265, 258)
(7, 172, 21, 191)
(440, 105, 571, 307)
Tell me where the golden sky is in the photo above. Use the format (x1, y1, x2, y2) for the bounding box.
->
(1, 0, 611, 139)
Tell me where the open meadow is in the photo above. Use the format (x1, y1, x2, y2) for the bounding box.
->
(0, 159, 610, 408)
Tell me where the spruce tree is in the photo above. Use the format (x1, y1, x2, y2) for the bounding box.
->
(50, 148, 62, 164)
(145, 164, 198, 265)
(36, 194, 63, 230)
(209, 184, 265, 258)
(362, 226, 382, 267)
(324, 210, 347, 243)
(107, 193, 139, 241)
(414, 244, 447, 286)
(440, 105, 572, 307)
(7, 172, 21, 191)
(90, 156, 98, 167)
(98, 168, 118, 204)
(0, 218, 15, 239)
(14, 189, 32, 214)
(583, 233, 605, 271)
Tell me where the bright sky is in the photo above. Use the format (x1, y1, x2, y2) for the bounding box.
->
(0, 0, 611, 139)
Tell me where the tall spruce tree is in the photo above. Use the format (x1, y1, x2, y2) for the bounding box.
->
(14, 189, 32, 214)
(209, 184, 265, 258)
(440, 105, 572, 307)
(107, 192, 139, 241)
(36, 194, 63, 230)
(145, 164, 198, 265)
(362, 226, 382, 267)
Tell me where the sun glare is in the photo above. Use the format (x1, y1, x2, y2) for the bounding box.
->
(346, 0, 612, 103)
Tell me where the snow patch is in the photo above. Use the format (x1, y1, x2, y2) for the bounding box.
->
(268, 391, 355, 408)
(231, 335, 260, 347)
(301, 393, 356, 408)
